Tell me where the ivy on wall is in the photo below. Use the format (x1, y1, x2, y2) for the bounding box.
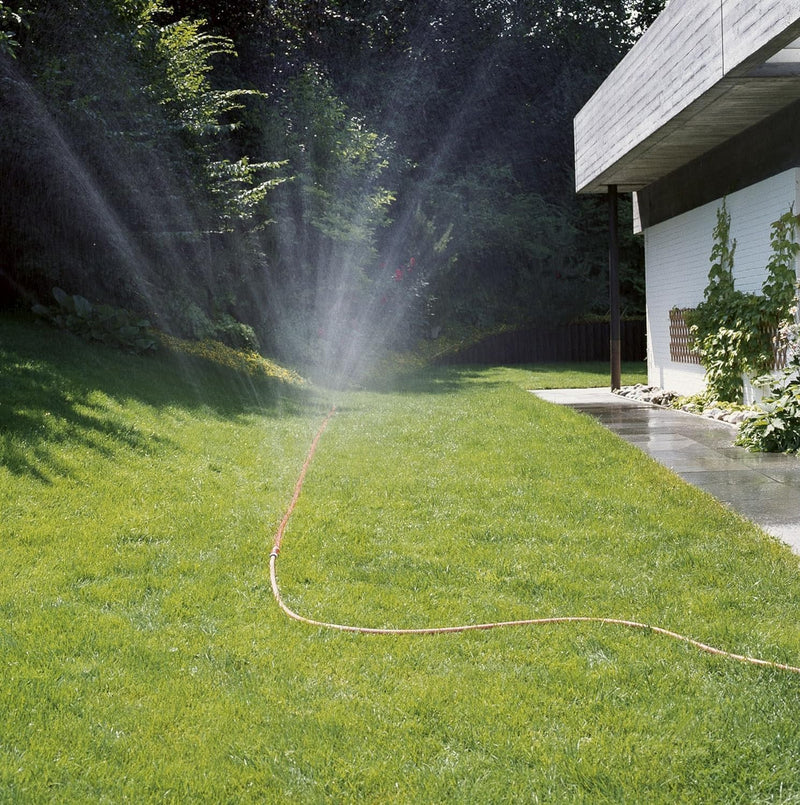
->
(686, 201, 800, 402)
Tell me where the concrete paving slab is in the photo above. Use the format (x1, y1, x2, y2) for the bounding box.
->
(531, 387, 800, 554)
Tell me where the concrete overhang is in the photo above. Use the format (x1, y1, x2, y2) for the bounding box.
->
(574, 0, 800, 195)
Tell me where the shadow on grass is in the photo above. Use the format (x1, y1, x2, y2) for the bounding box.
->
(0, 315, 321, 482)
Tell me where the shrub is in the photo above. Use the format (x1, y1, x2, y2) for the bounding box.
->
(737, 313, 800, 453)
(33, 288, 157, 353)
(162, 297, 260, 351)
(212, 312, 260, 351)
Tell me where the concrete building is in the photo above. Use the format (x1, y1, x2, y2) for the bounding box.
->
(574, 0, 800, 397)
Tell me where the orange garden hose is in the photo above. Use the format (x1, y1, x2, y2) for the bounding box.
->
(269, 407, 800, 674)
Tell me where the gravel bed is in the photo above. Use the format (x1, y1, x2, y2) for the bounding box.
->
(614, 384, 749, 425)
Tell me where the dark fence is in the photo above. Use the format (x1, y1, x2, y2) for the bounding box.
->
(437, 320, 646, 365)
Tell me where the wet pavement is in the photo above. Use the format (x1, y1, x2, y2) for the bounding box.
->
(532, 388, 800, 554)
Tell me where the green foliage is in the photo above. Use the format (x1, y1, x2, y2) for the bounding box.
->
(275, 65, 395, 249)
(670, 390, 748, 415)
(150, 17, 238, 135)
(706, 197, 737, 303)
(0, 0, 287, 329)
(762, 208, 800, 314)
(737, 316, 800, 453)
(737, 387, 800, 453)
(254, 65, 400, 364)
(168, 299, 217, 340)
(245, 0, 656, 338)
(405, 164, 599, 333)
(372, 205, 455, 345)
(161, 296, 260, 350)
(157, 330, 305, 385)
(687, 203, 800, 403)
(138, 9, 287, 232)
(0, 0, 25, 56)
(212, 311, 260, 351)
(32, 287, 157, 353)
(207, 156, 287, 229)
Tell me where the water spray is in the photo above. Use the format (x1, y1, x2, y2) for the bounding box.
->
(269, 408, 800, 674)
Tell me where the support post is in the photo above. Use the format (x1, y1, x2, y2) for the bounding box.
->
(608, 184, 622, 391)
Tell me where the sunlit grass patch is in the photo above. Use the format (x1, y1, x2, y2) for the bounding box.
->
(157, 331, 308, 387)
(370, 351, 647, 392)
(2, 315, 800, 802)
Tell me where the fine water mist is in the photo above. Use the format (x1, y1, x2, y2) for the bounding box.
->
(1, 50, 432, 392)
(1, 2, 612, 395)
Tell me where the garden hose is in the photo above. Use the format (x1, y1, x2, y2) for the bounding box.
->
(269, 407, 800, 674)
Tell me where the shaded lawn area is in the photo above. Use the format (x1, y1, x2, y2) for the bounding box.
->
(2, 316, 800, 802)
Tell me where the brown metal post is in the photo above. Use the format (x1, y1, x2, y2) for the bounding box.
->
(608, 184, 622, 390)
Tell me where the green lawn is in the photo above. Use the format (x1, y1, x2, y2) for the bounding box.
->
(3, 315, 800, 802)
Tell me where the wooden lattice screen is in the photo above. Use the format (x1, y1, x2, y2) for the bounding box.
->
(669, 307, 789, 369)
(669, 308, 701, 364)
(772, 328, 789, 370)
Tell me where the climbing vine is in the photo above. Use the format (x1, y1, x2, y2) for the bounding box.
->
(686, 201, 800, 402)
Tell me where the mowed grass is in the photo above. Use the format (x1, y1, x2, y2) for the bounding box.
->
(3, 315, 800, 802)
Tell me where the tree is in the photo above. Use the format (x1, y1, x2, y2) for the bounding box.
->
(2, 0, 666, 360)
(0, 0, 286, 342)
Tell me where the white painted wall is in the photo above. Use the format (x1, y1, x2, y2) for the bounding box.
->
(644, 167, 800, 395)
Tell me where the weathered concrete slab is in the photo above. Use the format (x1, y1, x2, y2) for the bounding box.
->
(574, 0, 800, 194)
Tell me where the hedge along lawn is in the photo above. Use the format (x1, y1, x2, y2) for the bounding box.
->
(3, 317, 800, 802)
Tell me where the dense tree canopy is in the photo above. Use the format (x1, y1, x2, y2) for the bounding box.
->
(0, 0, 664, 369)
